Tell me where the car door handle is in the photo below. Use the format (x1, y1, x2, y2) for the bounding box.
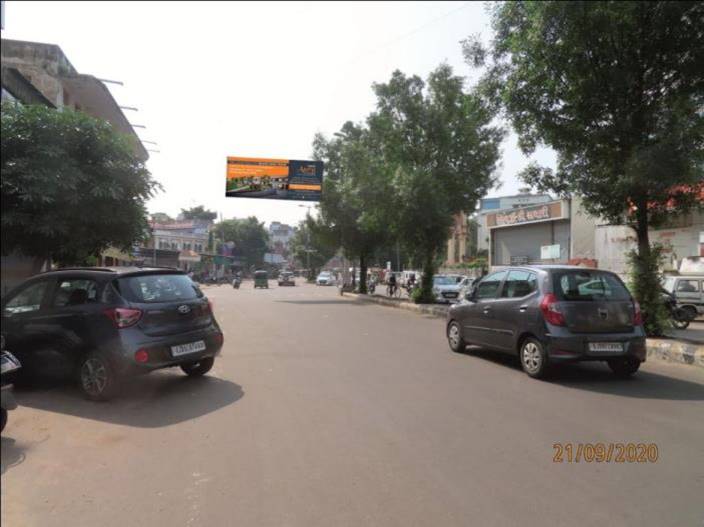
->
(519, 305, 528, 312)
(483, 307, 492, 314)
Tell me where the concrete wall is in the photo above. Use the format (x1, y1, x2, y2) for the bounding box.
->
(569, 196, 597, 261)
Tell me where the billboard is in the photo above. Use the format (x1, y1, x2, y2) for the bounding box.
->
(225, 156, 323, 201)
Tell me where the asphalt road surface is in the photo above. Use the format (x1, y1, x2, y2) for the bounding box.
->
(2, 282, 703, 527)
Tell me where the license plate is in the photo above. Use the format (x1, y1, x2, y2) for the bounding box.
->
(171, 340, 206, 357)
(588, 342, 624, 353)
(443, 292, 458, 298)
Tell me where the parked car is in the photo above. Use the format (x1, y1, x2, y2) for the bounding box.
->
(662, 275, 703, 320)
(278, 271, 296, 286)
(432, 274, 465, 303)
(446, 266, 646, 379)
(316, 271, 334, 286)
(1, 267, 224, 400)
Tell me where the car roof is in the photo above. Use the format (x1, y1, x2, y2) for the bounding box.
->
(36, 266, 184, 279)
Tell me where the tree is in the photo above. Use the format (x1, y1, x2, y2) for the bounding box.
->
(1, 102, 159, 265)
(467, 1, 704, 333)
(313, 122, 394, 293)
(290, 215, 338, 280)
(180, 205, 217, 223)
(368, 65, 504, 302)
(211, 216, 269, 269)
(150, 212, 174, 224)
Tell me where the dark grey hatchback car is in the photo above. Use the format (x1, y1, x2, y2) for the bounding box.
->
(446, 266, 646, 378)
(1, 267, 224, 400)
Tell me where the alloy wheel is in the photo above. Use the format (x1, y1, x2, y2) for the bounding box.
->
(448, 324, 461, 349)
(522, 342, 542, 374)
(81, 358, 108, 396)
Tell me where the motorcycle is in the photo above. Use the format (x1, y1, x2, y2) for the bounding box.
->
(662, 291, 695, 330)
(1, 335, 22, 433)
(232, 276, 242, 289)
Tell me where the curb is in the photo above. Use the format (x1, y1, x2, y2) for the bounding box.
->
(343, 292, 704, 369)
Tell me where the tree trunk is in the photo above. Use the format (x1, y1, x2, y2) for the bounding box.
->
(635, 198, 650, 260)
(420, 250, 435, 301)
(359, 253, 368, 294)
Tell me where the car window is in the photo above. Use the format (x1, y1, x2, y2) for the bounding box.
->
(475, 271, 507, 300)
(433, 276, 457, 286)
(553, 271, 630, 301)
(3, 280, 52, 315)
(501, 270, 537, 298)
(676, 279, 700, 293)
(116, 274, 202, 303)
(52, 279, 99, 307)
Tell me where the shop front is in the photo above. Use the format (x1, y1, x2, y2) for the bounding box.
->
(488, 200, 572, 268)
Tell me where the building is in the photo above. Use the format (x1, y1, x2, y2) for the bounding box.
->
(445, 212, 476, 266)
(147, 220, 210, 271)
(1, 38, 148, 294)
(476, 191, 554, 253)
(486, 195, 703, 277)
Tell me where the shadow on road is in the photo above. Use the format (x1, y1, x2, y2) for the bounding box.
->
(15, 372, 244, 428)
(463, 346, 704, 401)
(0, 437, 27, 475)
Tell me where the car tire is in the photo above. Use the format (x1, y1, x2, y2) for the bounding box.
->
(78, 352, 120, 401)
(607, 358, 640, 378)
(180, 357, 214, 377)
(447, 321, 466, 353)
(520, 338, 549, 379)
(1, 408, 7, 433)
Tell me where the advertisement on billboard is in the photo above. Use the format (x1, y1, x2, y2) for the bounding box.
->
(225, 157, 323, 201)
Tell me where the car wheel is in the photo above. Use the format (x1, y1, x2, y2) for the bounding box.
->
(607, 358, 640, 378)
(447, 321, 466, 353)
(520, 338, 549, 379)
(180, 357, 214, 377)
(79, 352, 120, 401)
(1, 408, 7, 433)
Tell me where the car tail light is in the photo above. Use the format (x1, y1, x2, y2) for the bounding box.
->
(103, 307, 143, 328)
(134, 349, 149, 363)
(633, 301, 643, 326)
(540, 293, 566, 326)
(207, 299, 213, 313)
(214, 333, 224, 346)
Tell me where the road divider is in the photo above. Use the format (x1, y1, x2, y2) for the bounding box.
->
(343, 292, 704, 369)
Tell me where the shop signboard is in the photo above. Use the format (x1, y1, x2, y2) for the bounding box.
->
(541, 244, 561, 260)
(510, 255, 530, 265)
(226, 156, 323, 202)
(487, 201, 565, 229)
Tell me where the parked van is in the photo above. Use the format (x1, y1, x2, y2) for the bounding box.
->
(662, 275, 703, 319)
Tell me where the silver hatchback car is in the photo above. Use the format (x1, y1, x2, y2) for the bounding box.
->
(446, 266, 646, 378)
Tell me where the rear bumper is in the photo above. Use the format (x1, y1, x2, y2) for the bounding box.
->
(109, 326, 224, 376)
(545, 333, 647, 363)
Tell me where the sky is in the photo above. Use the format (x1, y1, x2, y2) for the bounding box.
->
(2, 1, 556, 227)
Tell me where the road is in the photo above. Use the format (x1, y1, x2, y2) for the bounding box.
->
(2, 282, 703, 527)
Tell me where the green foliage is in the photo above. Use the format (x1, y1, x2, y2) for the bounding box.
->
(150, 212, 174, 224)
(314, 121, 394, 293)
(467, 1, 704, 229)
(180, 205, 217, 222)
(290, 215, 338, 280)
(211, 216, 269, 269)
(368, 65, 504, 295)
(627, 245, 669, 337)
(411, 285, 435, 305)
(1, 102, 159, 265)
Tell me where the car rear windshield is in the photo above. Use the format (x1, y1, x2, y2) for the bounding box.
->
(433, 276, 457, 286)
(553, 271, 631, 301)
(115, 273, 202, 303)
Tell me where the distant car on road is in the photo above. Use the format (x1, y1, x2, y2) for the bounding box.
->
(1, 267, 224, 400)
(278, 271, 296, 286)
(316, 271, 334, 286)
(446, 266, 646, 379)
(432, 274, 465, 303)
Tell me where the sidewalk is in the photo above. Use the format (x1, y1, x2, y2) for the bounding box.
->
(343, 292, 704, 369)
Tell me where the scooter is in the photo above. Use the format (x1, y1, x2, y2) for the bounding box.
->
(232, 276, 242, 289)
(1, 335, 22, 433)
